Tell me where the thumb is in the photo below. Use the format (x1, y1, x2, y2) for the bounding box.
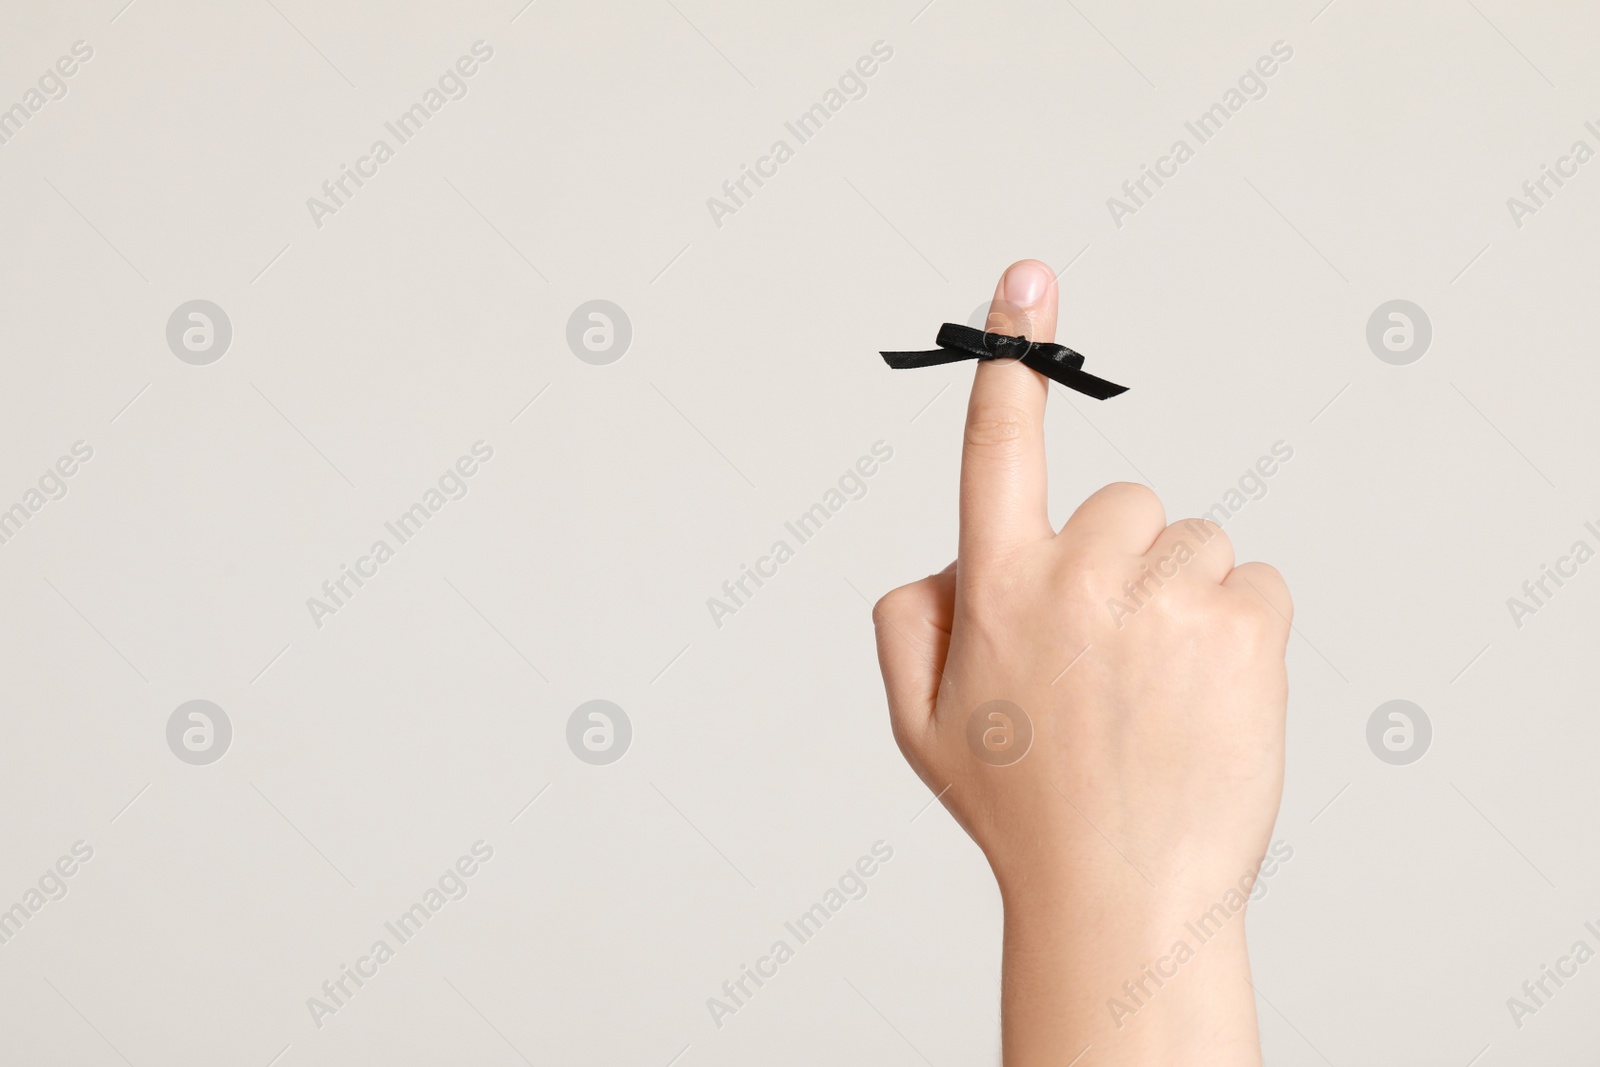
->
(872, 562, 956, 752)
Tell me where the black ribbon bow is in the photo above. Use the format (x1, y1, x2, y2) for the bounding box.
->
(880, 323, 1128, 400)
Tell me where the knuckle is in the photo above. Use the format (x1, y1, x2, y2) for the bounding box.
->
(1186, 518, 1230, 553)
(1052, 551, 1107, 606)
(1256, 565, 1294, 622)
(1250, 561, 1288, 589)
(1104, 481, 1162, 511)
(872, 585, 916, 628)
(1238, 562, 1291, 613)
(964, 406, 1032, 452)
(1088, 481, 1166, 531)
(1145, 579, 1202, 624)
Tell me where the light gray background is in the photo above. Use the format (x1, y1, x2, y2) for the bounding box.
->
(1, 0, 1596, 1063)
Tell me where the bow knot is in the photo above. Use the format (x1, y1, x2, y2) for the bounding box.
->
(880, 323, 1127, 400)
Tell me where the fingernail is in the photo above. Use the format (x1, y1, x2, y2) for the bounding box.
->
(1002, 261, 1051, 307)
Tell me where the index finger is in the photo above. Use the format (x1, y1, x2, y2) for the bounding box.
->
(959, 259, 1059, 562)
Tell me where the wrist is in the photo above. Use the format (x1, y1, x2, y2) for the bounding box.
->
(997, 869, 1262, 1067)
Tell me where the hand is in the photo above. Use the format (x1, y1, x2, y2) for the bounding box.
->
(872, 259, 1293, 1066)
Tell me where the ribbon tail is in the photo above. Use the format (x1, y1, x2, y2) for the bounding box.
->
(1021, 355, 1129, 400)
(880, 349, 970, 369)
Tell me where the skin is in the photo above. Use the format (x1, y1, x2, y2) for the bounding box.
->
(872, 259, 1293, 1066)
